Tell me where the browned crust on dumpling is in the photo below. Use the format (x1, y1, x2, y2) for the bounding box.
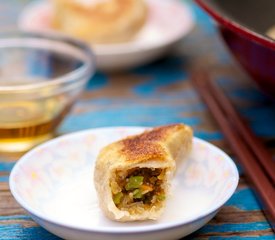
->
(121, 139, 166, 162)
(120, 124, 188, 163)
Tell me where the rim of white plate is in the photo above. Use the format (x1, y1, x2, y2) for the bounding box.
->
(18, 0, 195, 56)
(9, 126, 239, 234)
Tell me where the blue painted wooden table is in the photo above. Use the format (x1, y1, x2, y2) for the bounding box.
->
(0, 0, 275, 239)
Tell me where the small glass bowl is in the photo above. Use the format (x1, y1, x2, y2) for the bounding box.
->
(0, 31, 95, 154)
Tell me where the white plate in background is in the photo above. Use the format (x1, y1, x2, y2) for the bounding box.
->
(18, 0, 195, 71)
(10, 127, 238, 240)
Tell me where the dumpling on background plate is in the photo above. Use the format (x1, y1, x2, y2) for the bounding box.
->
(51, 0, 148, 44)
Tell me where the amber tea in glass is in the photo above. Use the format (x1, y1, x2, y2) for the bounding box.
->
(0, 87, 73, 153)
(0, 32, 94, 154)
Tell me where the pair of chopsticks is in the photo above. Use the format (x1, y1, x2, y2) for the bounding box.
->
(191, 70, 275, 231)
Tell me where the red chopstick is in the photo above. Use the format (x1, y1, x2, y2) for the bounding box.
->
(191, 71, 275, 231)
(207, 76, 275, 185)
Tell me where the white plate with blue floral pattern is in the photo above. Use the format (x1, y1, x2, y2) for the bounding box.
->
(10, 127, 238, 240)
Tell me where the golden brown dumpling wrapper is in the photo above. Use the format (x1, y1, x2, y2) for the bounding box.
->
(94, 124, 193, 222)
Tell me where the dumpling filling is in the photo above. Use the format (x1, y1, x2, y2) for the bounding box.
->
(111, 168, 166, 214)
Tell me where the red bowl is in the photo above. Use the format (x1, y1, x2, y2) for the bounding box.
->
(195, 0, 275, 97)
